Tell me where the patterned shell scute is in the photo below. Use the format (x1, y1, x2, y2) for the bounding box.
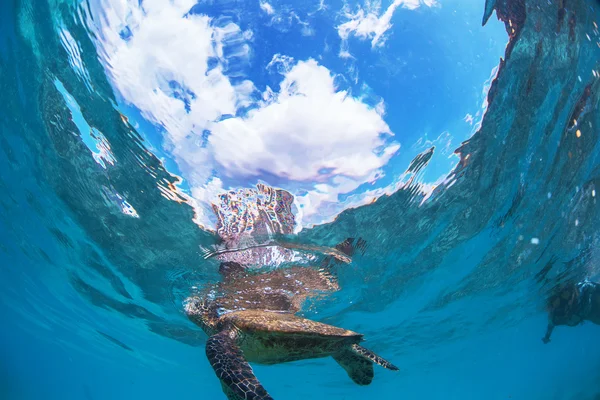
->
(222, 310, 363, 338)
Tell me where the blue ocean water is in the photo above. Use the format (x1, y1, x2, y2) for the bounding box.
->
(2, 0, 600, 399)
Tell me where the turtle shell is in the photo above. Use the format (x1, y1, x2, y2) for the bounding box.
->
(221, 309, 362, 338)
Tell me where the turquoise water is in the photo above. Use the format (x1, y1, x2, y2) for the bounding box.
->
(2, 0, 600, 399)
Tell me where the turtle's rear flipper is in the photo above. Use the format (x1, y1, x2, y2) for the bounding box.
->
(333, 348, 374, 385)
(206, 330, 273, 400)
(542, 323, 554, 344)
(351, 344, 399, 371)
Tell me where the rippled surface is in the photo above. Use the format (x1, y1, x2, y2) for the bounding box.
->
(2, 0, 600, 399)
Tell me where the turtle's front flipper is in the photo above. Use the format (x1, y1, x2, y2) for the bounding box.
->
(351, 344, 399, 371)
(206, 330, 273, 400)
(333, 348, 374, 385)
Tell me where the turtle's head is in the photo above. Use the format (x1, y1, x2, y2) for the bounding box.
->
(184, 296, 217, 334)
(184, 296, 204, 315)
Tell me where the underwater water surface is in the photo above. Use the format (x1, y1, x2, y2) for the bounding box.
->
(2, 0, 600, 399)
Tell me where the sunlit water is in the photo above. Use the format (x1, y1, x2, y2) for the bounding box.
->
(2, 0, 600, 399)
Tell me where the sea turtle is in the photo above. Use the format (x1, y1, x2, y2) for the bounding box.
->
(542, 279, 600, 343)
(186, 185, 396, 398)
(184, 260, 399, 400)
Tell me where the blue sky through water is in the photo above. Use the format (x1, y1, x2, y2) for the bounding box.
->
(68, 0, 507, 229)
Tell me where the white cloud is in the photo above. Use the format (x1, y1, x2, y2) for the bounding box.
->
(86, 0, 252, 152)
(210, 57, 398, 181)
(338, 0, 438, 48)
(260, 1, 275, 15)
(85, 0, 253, 188)
(86, 0, 399, 229)
(464, 113, 474, 125)
(294, 158, 442, 227)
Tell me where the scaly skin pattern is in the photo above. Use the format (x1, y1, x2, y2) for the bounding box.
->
(351, 344, 400, 371)
(206, 329, 273, 400)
